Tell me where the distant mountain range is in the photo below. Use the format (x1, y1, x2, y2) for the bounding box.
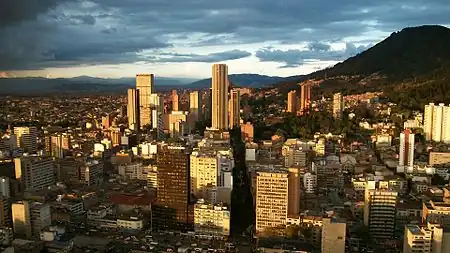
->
(275, 25, 450, 108)
(0, 73, 297, 95)
(0, 76, 202, 95)
(189, 74, 300, 88)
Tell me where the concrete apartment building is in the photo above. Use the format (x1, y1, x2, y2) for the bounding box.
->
(399, 129, 415, 168)
(423, 103, 450, 143)
(189, 91, 202, 122)
(190, 149, 234, 202)
(194, 200, 230, 236)
(364, 180, 398, 240)
(14, 156, 55, 191)
(322, 218, 346, 253)
(229, 89, 241, 129)
(402, 223, 450, 253)
(255, 169, 289, 234)
(13, 127, 38, 153)
(12, 201, 51, 238)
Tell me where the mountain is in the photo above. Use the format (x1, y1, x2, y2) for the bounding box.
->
(189, 74, 290, 88)
(0, 76, 199, 95)
(276, 25, 450, 108)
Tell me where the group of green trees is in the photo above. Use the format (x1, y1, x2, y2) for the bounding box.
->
(253, 109, 362, 142)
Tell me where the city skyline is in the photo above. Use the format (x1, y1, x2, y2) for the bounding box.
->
(1, 1, 449, 79)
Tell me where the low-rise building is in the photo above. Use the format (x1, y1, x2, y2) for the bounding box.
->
(194, 200, 230, 236)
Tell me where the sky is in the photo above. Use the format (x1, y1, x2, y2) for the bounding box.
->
(0, 0, 449, 79)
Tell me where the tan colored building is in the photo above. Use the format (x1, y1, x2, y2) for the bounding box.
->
(403, 224, 435, 253)
(12, 201, 51, 238)
(422, 200, 450, 227)
(229, 89, 240, 129)
(333, 92, 344, 119)
(190, 150, 218, 198)
(49, 133, 70, 158)
(211, 64, 229, 130)
(102, 114, 111, 129)
(15, 156, 55, 191)
(322, 218, 346, 253)
(190, 91, 202, 122)
(364, 180, 398, 240)
(299, 82, 311, 115)
(241, 122, 254, 141)
(127, 88, 140, 131)
(423, 103, 450, 143)
(14, 127, 38, 153)
(136, 74, 154, 128)
(194, 200, 230, 236)
(172, 90, 179, 111)
(163, 111, 191, 136)
(429, 152, 450, 166)
(256, 170, 288, 234)
(287, 90, 297, 113)
(288, 168, 300, 216)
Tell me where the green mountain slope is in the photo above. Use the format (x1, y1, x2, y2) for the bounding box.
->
(276, 25, 450, 109)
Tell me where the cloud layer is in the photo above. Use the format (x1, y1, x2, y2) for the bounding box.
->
(255, 42, 370, 68)
(0, 0, 449, 74)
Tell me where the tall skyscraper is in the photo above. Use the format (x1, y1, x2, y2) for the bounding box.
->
(136, 74, 154, 128)
(443, 106, 450, 143)
(287, 90, 297, 113)
(13, 127, 37, 153)
(255, 170, 288, 234)
(364, 180, 398, 240)
(299, 82, 311, 115)
(206, 88, 213, 121)
(48, 133, 70, 158)
(424, 103, 434, 141)
(399, 129, 415, 167)
(333, 92, 344, 119)
(288, 168, 300, 216)
(172, 90, 179, 112)
(189, 91, 202, 122)
(322, 218, 346, 253)
(127, 88, 140, 131)
(150, 93, 164, 137)
(155, 144, 191, 229)
(211, 64, 229, 130)
(14, 156, 55, 191)
(229, 89, 240, 129)
(423, 103, 450, 143)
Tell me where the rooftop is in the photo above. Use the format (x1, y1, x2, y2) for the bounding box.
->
(109, 193, 156, 206)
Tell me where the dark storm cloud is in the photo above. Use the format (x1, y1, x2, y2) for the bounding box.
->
(68, 15, 97, 25)
(146, 50, 251, 63)
(0, 0, 449, 71)
(255, 43, 370, 68)
(0, 0, 67, 26)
